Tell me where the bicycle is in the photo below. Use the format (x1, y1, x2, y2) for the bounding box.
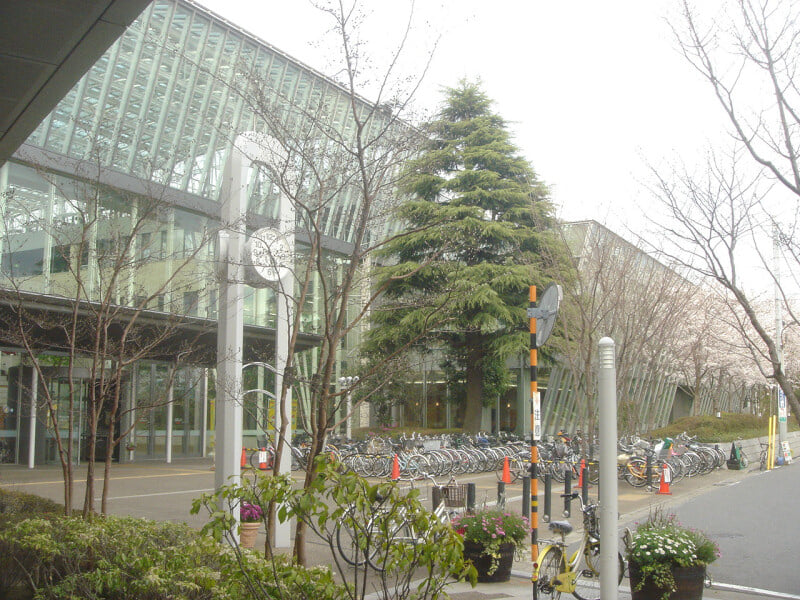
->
(758, 440, 770, 471)
(335, 475, 463, 571)
(534, 492, 624, 600)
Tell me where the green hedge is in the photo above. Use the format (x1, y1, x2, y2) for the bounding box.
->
(648, 413, 797, 443)
(0, 515, 344, 600)
(0, 489, 63, 519)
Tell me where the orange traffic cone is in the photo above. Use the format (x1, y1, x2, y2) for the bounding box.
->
(258, 447, 267, 470)
(241, 447, 247, 469)
(391, 454, 400, 480)
(577, 459, 586, 488)
(657, 463, 672, 495)
(502, 456, 512, 484)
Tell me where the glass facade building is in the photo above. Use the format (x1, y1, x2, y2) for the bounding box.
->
(0, 0, 383, 465)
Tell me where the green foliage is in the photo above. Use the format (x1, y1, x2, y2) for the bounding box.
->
(625, 510, 718, 600)
(0, 513, 345, 600)
(367, 80, 560, 431)
(193, 459, 474, 599)
(0, 489, 63, 522)
(648, 413, 796, 442)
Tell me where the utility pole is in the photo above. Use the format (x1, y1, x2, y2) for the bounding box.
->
(774, 225, 787, 446)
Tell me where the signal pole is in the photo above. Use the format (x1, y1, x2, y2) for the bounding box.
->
(529, 285, 539, 600)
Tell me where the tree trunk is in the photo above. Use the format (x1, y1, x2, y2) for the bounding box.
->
(462, 347, 484, 432)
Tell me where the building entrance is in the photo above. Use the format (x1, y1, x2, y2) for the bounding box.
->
(47, 376, 120, 464)
(8, 366, 120, 465)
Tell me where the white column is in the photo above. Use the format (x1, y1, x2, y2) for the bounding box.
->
(126, 368, 137, 463)
(274, 189, 294, 549)
(28, 367, 37, 469)
(598, 337, 619, 600)
(215, 146, 246, 495)
(165, 375, 174, 464)
(201, 369, 208, 458)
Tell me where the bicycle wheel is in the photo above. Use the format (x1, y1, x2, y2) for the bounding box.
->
(535, 545, 566, 599)
(335, 517, 368, 566)
(573, 542, 624, 600)
(366, 518, 414, 572)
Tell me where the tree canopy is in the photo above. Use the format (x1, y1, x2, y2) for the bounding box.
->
(367, 81, 558, 432)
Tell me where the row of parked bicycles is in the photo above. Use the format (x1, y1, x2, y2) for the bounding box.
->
(245, 430, 734, 491)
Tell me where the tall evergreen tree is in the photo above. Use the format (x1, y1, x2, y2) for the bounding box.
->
(368, 81, 557, 432)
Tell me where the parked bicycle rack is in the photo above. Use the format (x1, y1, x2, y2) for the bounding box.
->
(532, 461, 592, 523)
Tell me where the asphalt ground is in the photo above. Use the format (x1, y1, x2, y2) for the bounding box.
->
(0, 457, 791, 599)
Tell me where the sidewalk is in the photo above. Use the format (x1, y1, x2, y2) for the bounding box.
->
(442, 461, 796, 600)
(442, 576, 763, 600)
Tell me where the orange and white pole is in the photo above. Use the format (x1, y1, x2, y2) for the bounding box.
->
(529, 286, 540, 600)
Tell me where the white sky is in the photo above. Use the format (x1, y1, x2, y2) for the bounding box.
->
(199, 0, 727, 239)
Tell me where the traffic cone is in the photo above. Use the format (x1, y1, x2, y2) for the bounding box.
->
(502, 456, 512, 484)
(391, 454, 400, 480)
(240, 447, 247, 469)
(258, 447, 267, 470)
(657, 463, 672, 495)
(577, 459, 586, 488)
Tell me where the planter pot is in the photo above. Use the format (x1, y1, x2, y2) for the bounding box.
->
(629, 562, 705, 600)
(462, 540, 515, 583)
(239, 521, 260, 549)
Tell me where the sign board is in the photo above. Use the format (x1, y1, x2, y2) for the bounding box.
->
(778, 388, 788, 423)
(532, 391, 542, 441)
(781, 440, 793, 465)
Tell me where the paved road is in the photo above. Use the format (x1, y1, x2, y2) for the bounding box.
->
(649, 463, 800, 595)
(2, 457, 798, 598)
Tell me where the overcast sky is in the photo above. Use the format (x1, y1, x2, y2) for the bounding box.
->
(199, 0, 728, 239)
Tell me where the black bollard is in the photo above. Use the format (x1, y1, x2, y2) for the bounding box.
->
(582, 465, 589, 506)
(563, 468, 572, 517)
(522, 476, 531, 519)
(543, 473, 551, 523)
(432, 485, 442, 511)
(467, 482, 476, 513)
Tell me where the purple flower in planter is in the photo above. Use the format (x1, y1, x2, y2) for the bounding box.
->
(240, 501, 264, 523)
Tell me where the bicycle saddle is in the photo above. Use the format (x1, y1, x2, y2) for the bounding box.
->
(548, 520, 573, 535)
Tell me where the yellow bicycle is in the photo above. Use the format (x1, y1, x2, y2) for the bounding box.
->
(534, 492, 624, 600)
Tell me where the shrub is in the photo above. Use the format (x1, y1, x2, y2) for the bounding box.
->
(193, 459, 473, 600)
(0, 489, 63, 519)
(0, 514, 346, 600)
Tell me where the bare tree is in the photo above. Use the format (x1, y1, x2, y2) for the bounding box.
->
(0, 146, 216, 515)
(650, 0, 800, 425)
(646, 148, 800, 425)
(551, 222, 697, 436)
(228, 0, 439, 564)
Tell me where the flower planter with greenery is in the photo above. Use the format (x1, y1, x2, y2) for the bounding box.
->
(238, 501, 263, 549)
(451, 509, 528, 582)
(625, 511, 718, 600)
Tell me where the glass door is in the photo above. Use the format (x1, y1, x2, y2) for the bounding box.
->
(48, 377, 86, 464)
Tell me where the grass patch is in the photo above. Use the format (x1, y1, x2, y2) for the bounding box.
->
(648, 413, 797, 443)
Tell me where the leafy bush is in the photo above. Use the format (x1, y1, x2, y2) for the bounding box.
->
(648, 413, 795, 442)
(0, 489, 63, 520)
(0, 514, 346, 600)
(193, 459, 473, 600)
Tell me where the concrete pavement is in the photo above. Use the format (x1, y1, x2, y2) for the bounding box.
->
(2, 451, 798, 599)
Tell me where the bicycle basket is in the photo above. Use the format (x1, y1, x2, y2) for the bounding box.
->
(441, 483, 468, 507)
